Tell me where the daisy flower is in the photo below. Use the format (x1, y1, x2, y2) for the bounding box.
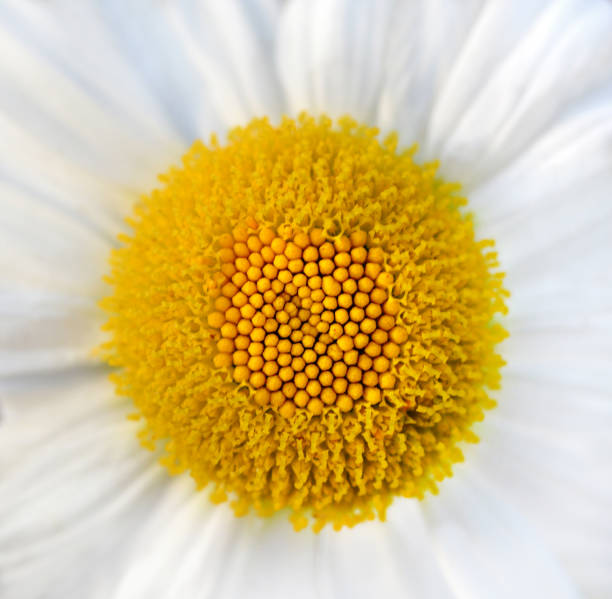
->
(1, 1, 611, 598)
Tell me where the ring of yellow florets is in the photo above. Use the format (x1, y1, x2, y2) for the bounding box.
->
(209, 223, 405, 418)
(101, 114, 508, 531)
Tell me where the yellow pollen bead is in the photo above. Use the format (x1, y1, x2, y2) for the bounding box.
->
(333, 267, 349, 282)
(284, 242, 302, 260)
(303, 349, 317, 364)
(279, 401, 296, 419)
(348, 263, 364, 279)
(261, 246, 275, 263)
(371, 329, 388, 345)
(248, 342, 264, 356)
(259, 227, 275, 245)
(357, 354, 373, 371)
(233, 366, 250, 383)
(219, 247, 235, 263)
(291, 357, 306, 372)
(249, 294, 264, 309)
(233, 350, 249, 366)
(367, 247, 384, 264)
(319, 371, 333, 387)
(306, 380, 321, 397)
(234, 242, 249, 258)
(248, 356, 264, 371)
(266, 375, 282, 392)
(242, 281, 257, 296)
(319, 259, 334, 275)
(379, 373, 396, 389)
(249, 372, 269, 389)
(294, 390, 309, 408)
(389, 326, 408, 344)
(221, 263, 237, 278)
(347, 383, 363, 400)
(279, 367, 294, 382)
(337, 395, 354, 412)
(277, 353, 291, 367)
(319, 242, 334, 259)
(232, 292, 248, 308)
(219, 233, 234, 248)
(362, 370, 378, 387)
(370, 288, 388, 305)
(307, 398, 324, 415)
(364, 387, 381, 404)
(235, 335, 250, 350)
(233, 225, 249, 243)
(364, 342, 381, 358)
(263, 361, 278, 376)
(334, 236, 351, 253)
(215, 296, 232, 312)
(309, 228, 325, 247)
(254, 388, 270, 406)
(332, 378, 348, 394)
(377, 315, 394, 331)
(304, 263, 319, 278)
(247, 235, 262, 253)
(365, 303, 382, 319)
(213, 353, 233, 368)
(321, 388, 337, 405)
(249, 253, 264, 268)
(262, 346, 278, 361)
(251, 328, 265, 343)
(270, 237, 286, 255)
(322, 276, 341, 297)
(283, 382, 297, 399)
(383, 342, 401, 359)
(207, 312, 225, 329)
(354, 332, 369, 349)
(344, 350, 359, 365)
(303, 246, 318, 262)
(349, 230, 368, 247)
(220, 322, 237, 339)
(347, 366, 362, 383)
(270, 392, 285, 409)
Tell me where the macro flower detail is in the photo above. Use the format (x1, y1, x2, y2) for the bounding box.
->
(101, 116, 507, 530)
(2, 0, 612, 597)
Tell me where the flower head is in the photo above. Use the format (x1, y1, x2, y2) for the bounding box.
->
(1, 1, 611, 598)
(101, 115, 507, 530)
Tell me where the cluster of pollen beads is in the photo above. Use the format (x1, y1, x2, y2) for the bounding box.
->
(207, 224, 407, 417)
(101, 114, 508, 531)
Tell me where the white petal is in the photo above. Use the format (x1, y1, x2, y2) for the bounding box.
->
(99, 0, 283, 135)
(277, 0, 396, 121)
(0, 3, 185, 189)
(0, 179, 108, 375)
(468, 365, 612, 596)
(375, 0, 485, 145)
(0, 291, 103, 376)
(110, 488, 456, 599)
(426, 0, 612, 185)
(110, 477, 245, 599)
(470, 86, 612, 291)
(316, 502, 455, 599)
(0, 370, 167, 599)
(423, 470, 581, 598)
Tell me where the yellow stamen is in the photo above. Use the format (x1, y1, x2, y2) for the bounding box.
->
(101, 114, 508, 531)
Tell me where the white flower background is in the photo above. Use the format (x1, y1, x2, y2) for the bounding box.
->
(1, 1, 611, 598)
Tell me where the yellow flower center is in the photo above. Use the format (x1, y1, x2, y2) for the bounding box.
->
(101, 114, 508, 531)
(210, 225, 402, 417)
